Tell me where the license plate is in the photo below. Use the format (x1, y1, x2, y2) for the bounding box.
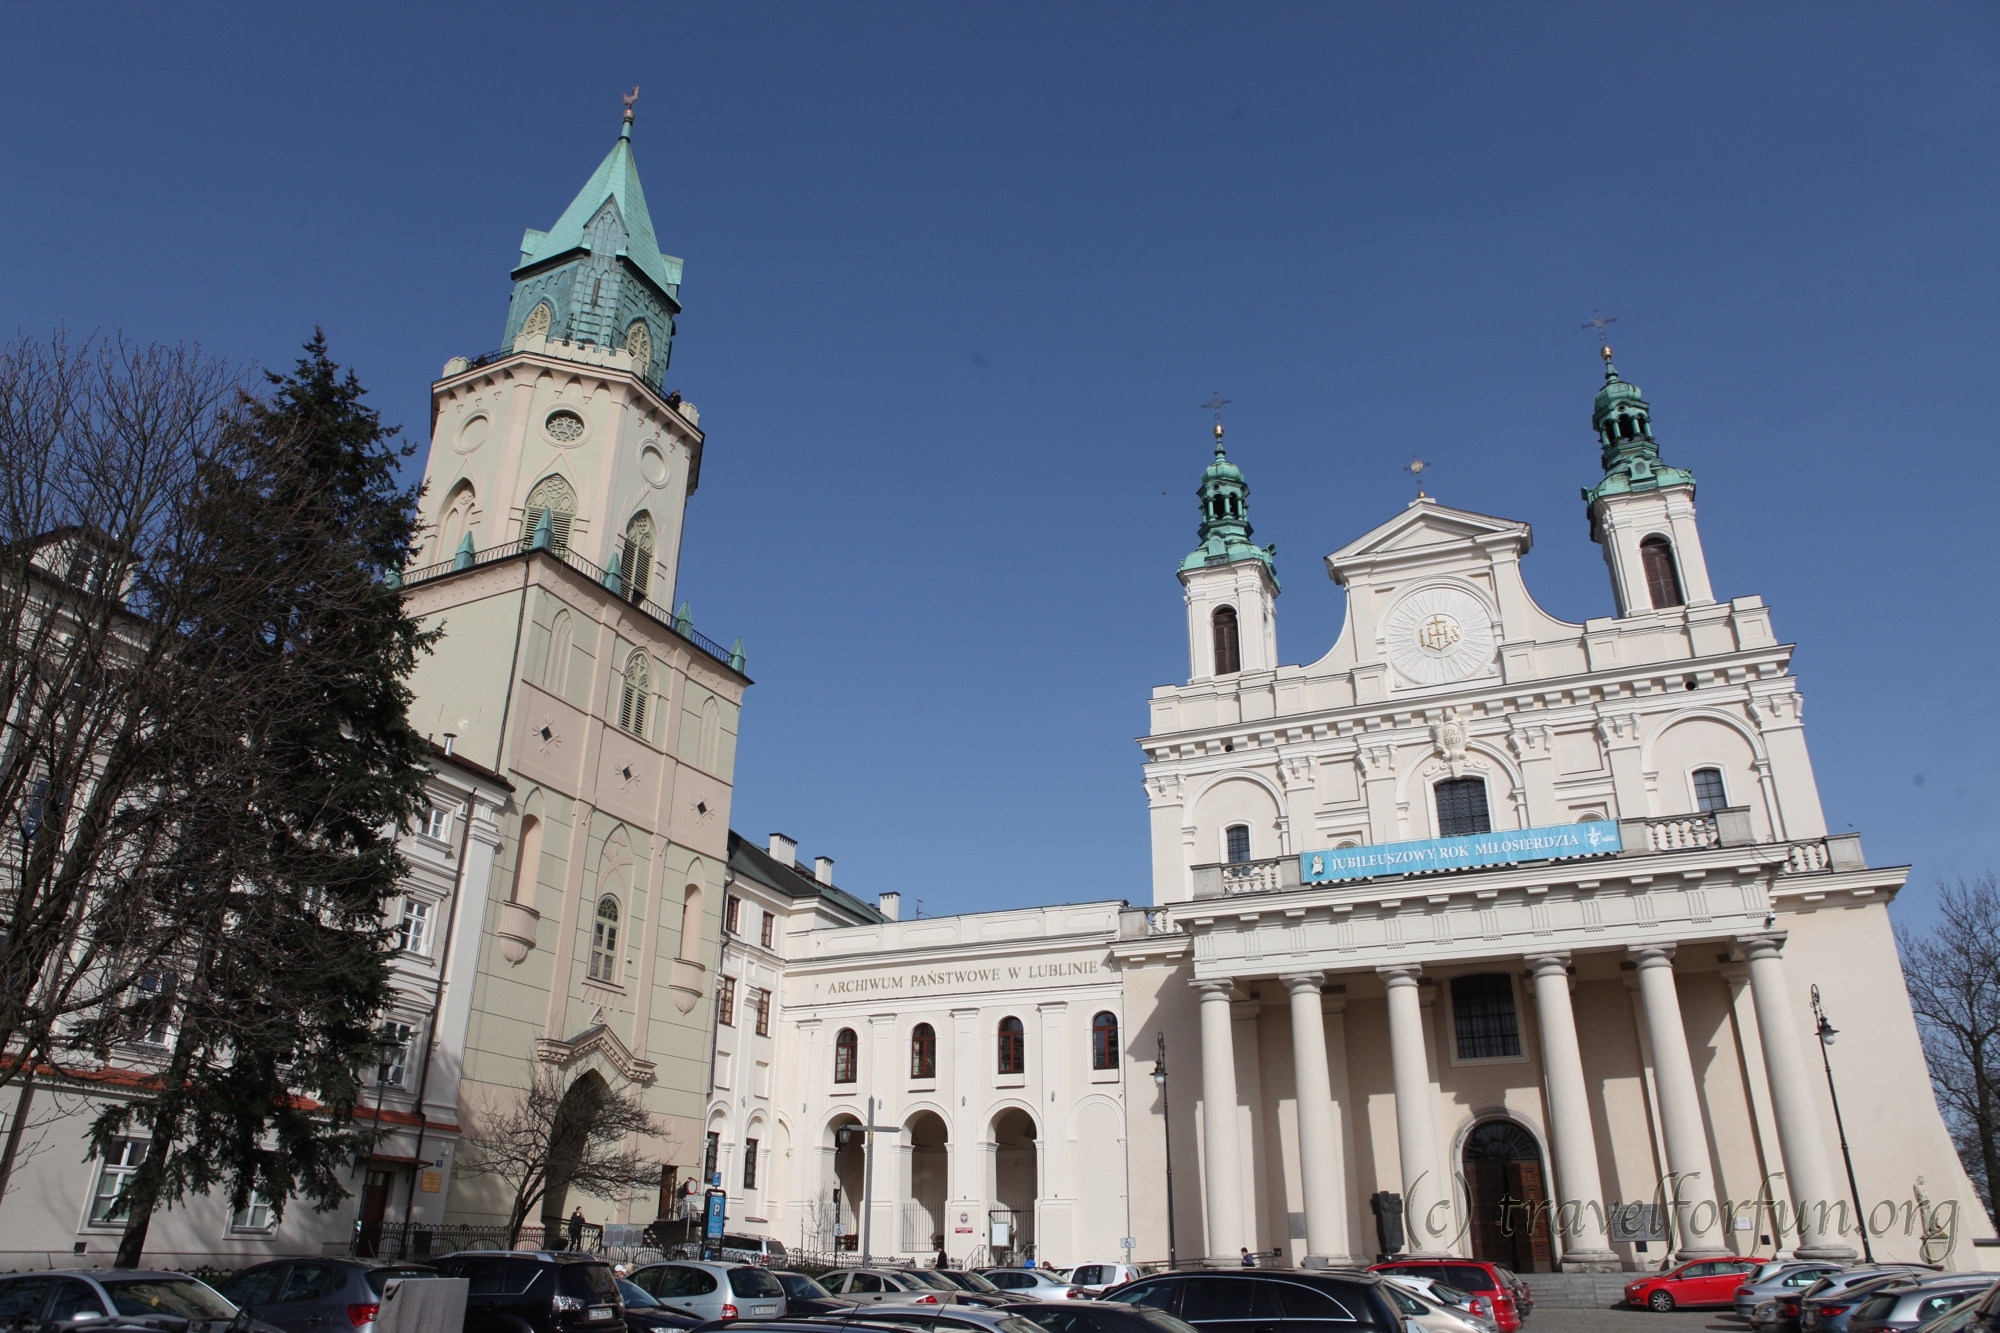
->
(587, 1306, 616, 1321)
(752, 1305, 780, 1317)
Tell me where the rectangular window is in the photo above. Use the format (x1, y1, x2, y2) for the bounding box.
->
(396, 899, 433, 955)
(704, 1132, 720, 1184)
(759, 911, 774, 950)
(379, 1022, 416, 1087)
(718, 976, 737, 1027)
(1435, 778, 1492, 836)
(231, 1194, 276, 1232)
(1451, 973, 1522, 1060)
(743, 1138, 759, 1191)
(1692, 767, 1728, 813)
(424, 806, 451, 841)
(131, 971, 175, 1047)
(753, 988, 770, 1037)
(724, 896, 741, 935)
(88, 1139, 147, 1224)
(1225, 825, 1251, 863)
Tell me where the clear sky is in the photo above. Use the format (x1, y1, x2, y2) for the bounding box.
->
(3, 4, 1995, 926)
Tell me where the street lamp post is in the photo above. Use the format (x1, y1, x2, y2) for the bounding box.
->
(361, 1029, 402, 1258)
(1153, 1032, 1177, 1268)
(1811, 985, 1874, 1263)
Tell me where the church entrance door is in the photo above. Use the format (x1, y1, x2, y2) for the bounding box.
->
(1461, 1120, 1554, 1274)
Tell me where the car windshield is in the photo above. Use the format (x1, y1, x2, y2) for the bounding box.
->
(1426, 1283, 1471, 1306)
(903, 1272, 963, 1292)
(1919, 1299, 1985, 1333)
(731, 1268, 787, 1299)
(104, 1279, 237, 1318)
(620, 1280, 664, 1308)
(782, 1273, 834, 1299)
(946, 1272, 1002, 1293)
(367, 1268, 438, 1295)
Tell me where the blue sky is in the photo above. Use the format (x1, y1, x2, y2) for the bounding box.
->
(3, 4, 1995, 925)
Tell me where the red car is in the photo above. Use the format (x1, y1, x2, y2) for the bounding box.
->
(1368, 1260, 1532, 1332)
(1625, 1259, 1759, 1312)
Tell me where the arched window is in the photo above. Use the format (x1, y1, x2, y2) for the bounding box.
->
(438, 480, 476, 564)
(619, 512, 656, 602)
(834, 1028, 858, 1084)
(676, 885, 704, 961)
(1692, 767, 1728, 813)
(544, 610, 572, 690)
(589, 897, 620, 982)
(620, 653, 651, 737)
(520, 300, 553, 341)
(1640, 534, 1684, 609)
(699, 697, 722, 771)
(997, 1016, 1025, 1075)
(1435, 777, 1491, 836)
(625, 319, 653, 369)
(1091, 1012, 1119, 1071)
(522, 474, 578, 555)
(1211, 605, 1241, 675)
(1224, 824, 1251, 864)
(910, 1023, 937, 1080)
(1451, 973, 1522, 1059)
(511, 815, 542, 904)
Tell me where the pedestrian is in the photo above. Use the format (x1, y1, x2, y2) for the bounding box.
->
(1240, 1247, 1256, 1268)
(568, 1207, 586, 1251)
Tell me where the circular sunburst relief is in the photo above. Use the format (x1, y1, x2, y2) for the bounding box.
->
(1383, 585, 1496, 687)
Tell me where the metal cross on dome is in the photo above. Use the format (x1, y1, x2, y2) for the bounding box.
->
(1201, 393, 1231, 425)
(1582, 309, 1618, 352)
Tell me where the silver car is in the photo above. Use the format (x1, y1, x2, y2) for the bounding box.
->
(1377, 1279, 1495, 1333)
(834, 1304, 1056, 1333)
(632, 1260, 789, 1322)
(979, 1271, 1088, 1302)
(825, 1269, 987, 1307)
(1847, 1276, 1998, 1333)
(0, 1268, 278, 1330)
(1740, 1263, 1852, 1325)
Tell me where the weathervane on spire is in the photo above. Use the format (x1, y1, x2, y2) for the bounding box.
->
(622, 86, 641, 126)
(1582, 309, 1617, 363)
(1201, 393, 1232, 448)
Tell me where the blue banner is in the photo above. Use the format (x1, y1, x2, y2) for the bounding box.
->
(1300, 820, 1622, 884)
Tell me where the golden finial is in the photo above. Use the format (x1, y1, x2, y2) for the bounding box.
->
(1601, 343, 1615, 362)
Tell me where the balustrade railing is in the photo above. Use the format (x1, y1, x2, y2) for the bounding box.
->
(1645, 813, 1720, 851)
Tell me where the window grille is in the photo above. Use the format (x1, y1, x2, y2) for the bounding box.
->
(1225, 824, 1251, 863)
(1436, 778, 1491, 836)
(1452, 973, 1522, 1060)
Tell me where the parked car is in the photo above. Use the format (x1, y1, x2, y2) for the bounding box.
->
(1376, 1278, 1498, 1333)
(433, 1249, 627, 1333)
(978, 1271, 1090, 1302)
(823, 1304, 1059, 1333)
(774, 1271, 867, 1315)
(929, 1271, 1023, 1303)
(1920, 1293, 1990, 1333)
(1099, 1269, 1406, 1333)
(1783, 1271, 1944, 1333)
(630, 1261, 790, 1323)
(1367, 1260, 1531, 1333)
(1738, 1263, 1851, 1325)
(1068, 1267, 1141, 1295)
(217, 1257, 438, 1332)
(668, 1235, 791, 1267)
(1007, 1299, 1203, 1333)
(0, 1268, 279, 1331)
(1377, 1276, 1496, 1333)
(823, 1269, 985, 1307)
(1848, 1276, 1999, 1333)
(1802, 1275, 1932, 1333)
(623, 1279, 708, 1331)
(1624, 1257, 1759, 1312)
(900, 1272, 1028, 1308)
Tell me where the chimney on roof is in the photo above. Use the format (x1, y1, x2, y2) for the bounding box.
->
(814, 856, 835, 885)
(877, 891, 901, 921)
(768, 833, 798, 865)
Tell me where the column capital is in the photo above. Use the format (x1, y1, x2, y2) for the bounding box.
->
(1376, 963, 1424, 987)
(1280, 971, 1326, 996)
(1737, 931, 1789, 961)
(1523, 951, 1573, 977)
(1192, 978, 1236, 1000)
(1627, 943, 1677, 969)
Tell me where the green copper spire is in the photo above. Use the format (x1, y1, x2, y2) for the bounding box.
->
(501, 90, 683, 385)
(1178, 422, 1278, 582)
(1581, 345, 1695, 506)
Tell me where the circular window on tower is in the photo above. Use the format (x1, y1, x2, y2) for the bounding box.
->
(625, 320, 652, 369)
(543, 409, 586, 445)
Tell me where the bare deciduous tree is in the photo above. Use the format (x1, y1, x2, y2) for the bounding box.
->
(1898, 873, 2000, 1222)
(455, 1067, 666, 1247)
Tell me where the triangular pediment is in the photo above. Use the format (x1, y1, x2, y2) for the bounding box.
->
(1325, 498, 1531, 580)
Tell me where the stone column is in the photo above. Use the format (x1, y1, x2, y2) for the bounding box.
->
(1525, 953, 1618, 1270)
(1628, 945, 1728, 1258)
(1195, 979, 1245, 1264)
(1739, 934, 1857, 1259)
(1379, 965, 1446, 1255)
(1282, 972, 1345, 1267)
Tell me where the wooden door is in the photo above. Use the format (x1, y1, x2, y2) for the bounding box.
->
(357, 1169, 393, 1257)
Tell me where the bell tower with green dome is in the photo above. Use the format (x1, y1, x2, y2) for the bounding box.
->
(1580, 346, 1717, 617)
(1178, 420, 1279, 681)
